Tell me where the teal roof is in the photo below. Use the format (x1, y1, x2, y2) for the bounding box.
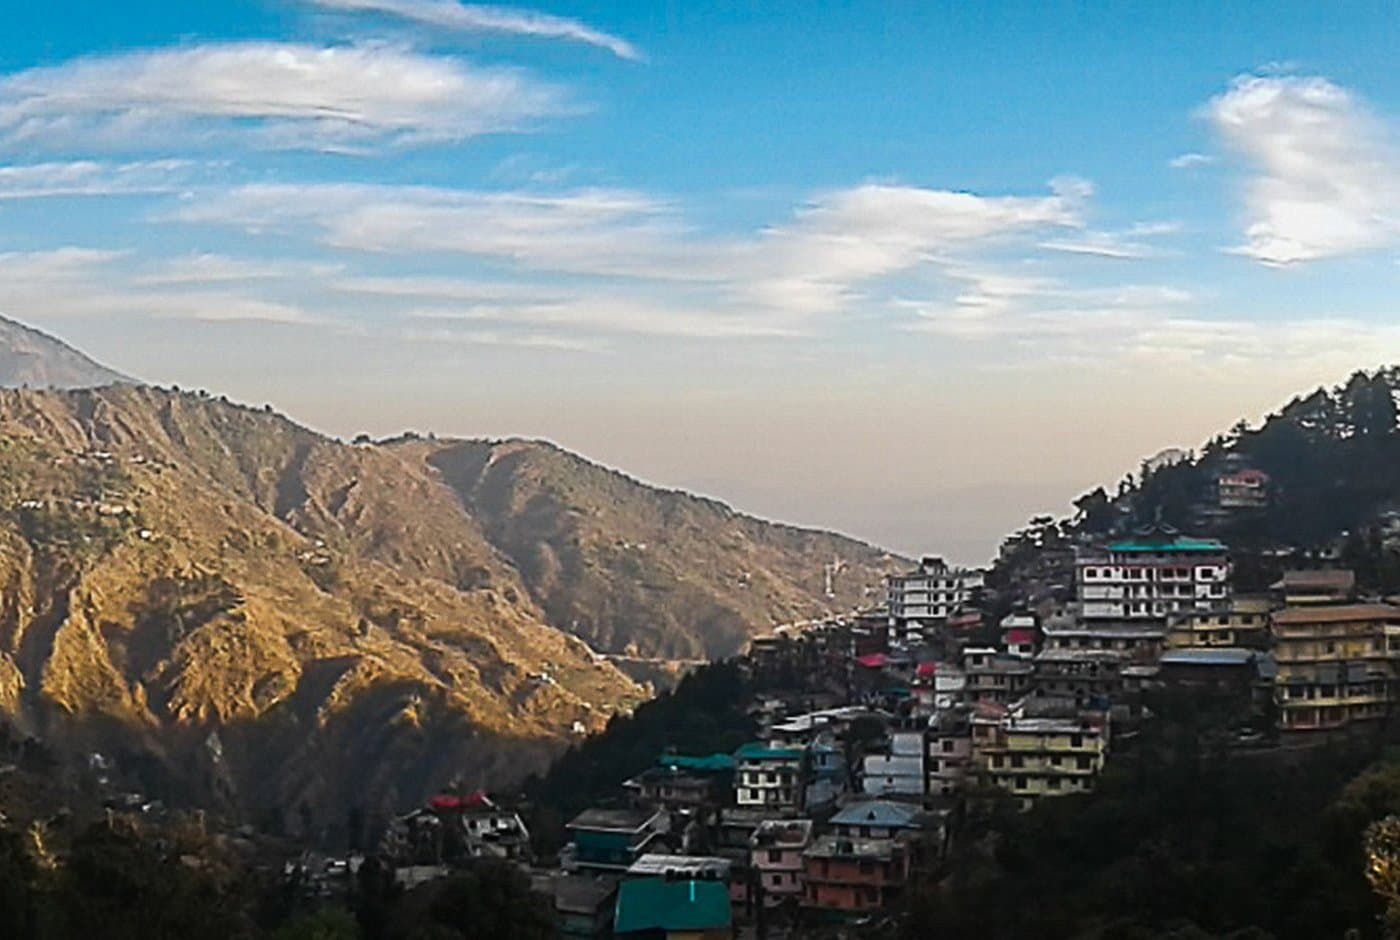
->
(614, 878, 731, 934)
(1108, 537, 1225, 554)
(658, 753, 735, 773)
(734, 742, 803, 761)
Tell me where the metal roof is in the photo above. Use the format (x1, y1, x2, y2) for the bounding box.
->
(613, 878, 732, 934)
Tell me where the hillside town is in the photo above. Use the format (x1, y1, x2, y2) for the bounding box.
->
(355, 510, 1400, 939)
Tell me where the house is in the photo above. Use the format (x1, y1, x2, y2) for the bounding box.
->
(962, 647, 1034, 704)
(624, 755, 733, 813)
(733, 743, 805, 815)
(1271, 602, 1400, 739)
(454, 794, 531, 861)
(564, 807, 669, 873)
(886, 556, 984, 647)
(861, 731, 924, 798)
(613, 877, 733, 939)
(1001, 613, 1039, 658)
(802, 836, 911, 913)
(974, 716, 1107, 810)
(749, 819, 812, 908)
(1031, 649, 1126, 707)
(554, 875, 619, 939)
(626, 854, 732, 882)
(1218, 468, 1270, 509)
(1166, 596, 1272, 649)
(828, 799, 927, 841)
(1158, 647, 1259, 694)
(1271, 569, 1357, 607)
(1076, 527, 1230, 641)
(925, 708, 973, 797)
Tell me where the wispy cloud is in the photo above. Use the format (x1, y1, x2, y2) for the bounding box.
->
(0, 247, 319, 324)
(175, 177, 1088, 327)
(305, 0, 642, 61)
(0, 42, 566, 152)
(1208, 73, 1400, 265)
(0, 159, 199, 199)
(1169, 152, 1214, 169)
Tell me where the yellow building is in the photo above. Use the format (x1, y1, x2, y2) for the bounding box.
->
(1271, 603, 1400, 737)
(1166, 596, 1272, 649)
(972, 716, 1107, 810)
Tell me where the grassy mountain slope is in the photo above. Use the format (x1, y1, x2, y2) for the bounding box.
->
(415, 438, 901, 659)
(0, 385, 899, 817)
(0, 386, 642, 817)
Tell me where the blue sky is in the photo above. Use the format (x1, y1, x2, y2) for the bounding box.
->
(4, 1, 1400, 562)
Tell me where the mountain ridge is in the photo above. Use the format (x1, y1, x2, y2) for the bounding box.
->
(0, 380, 899, 817)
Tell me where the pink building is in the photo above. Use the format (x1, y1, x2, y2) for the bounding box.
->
(750, 819, 812, 907)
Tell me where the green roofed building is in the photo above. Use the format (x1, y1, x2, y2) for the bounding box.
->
(1070, 523, 1232, 652)
(613, 877, 732, 939)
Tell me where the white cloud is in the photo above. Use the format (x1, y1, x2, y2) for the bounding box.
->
(134, 253, 341, 286)
(306, 0, 641, 60)
(0, 248, 318, 324)
(0, 43, 565, 151)
(0, 159, 198, 199)
(176, 178, 1086, 324)
(172, 183, 692, 274)
(1169, 152, 1215, 169)
(1207, 74, 1400, 265)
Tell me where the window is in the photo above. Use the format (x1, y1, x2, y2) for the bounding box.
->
(1070, 734, 1083, 747)
(1048, 777, 1062, 790)
(1077, 756, 1092, 770)
(768, 849, 782, 863)
(1015, 776, 1028, 790)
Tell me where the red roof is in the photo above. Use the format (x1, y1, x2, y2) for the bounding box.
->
(428, 790, 490, 813)
(916, 663, 937, 678)
(855, 653, 888, 669)
(1005, 628, 1036, 645)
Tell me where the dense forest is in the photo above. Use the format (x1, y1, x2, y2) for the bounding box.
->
(1107, 368, 1400, 549)
(521, 659, 759, 852)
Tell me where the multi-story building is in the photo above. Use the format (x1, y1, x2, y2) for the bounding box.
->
(1271, 603, 1400, 738)
(1001, 613, 1039, 658)
(802, 837, 911, 914)
(1218, 468, 1270, 509)
(963, 647, 1034, 704)
(734, 743, 805, 815)
(1165, 595, 1272, 649)
(1031, 649, 1126, 707)
(886, 556, 984, 647)
(973, 716, 1108, 811)
(861, 731, 924, 798)
(1076, 529, 1231, 643)
(750, 819, 812, 908)
(564, 807, 669, 874)
(1271, 569, 1357, 607)
(926, 708, 973, 797)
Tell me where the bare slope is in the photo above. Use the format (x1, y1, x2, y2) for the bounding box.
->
(0, 387, 900, 817)
(0, 387, 642, 817)
(416, 438, 902, 660)
(0, 316, 131, 388)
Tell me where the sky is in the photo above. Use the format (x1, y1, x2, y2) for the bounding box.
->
(5, 2, 1400, 563)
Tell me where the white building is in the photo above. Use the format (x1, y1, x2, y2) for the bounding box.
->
(1076, 528, 1230, 640)
(887, 556, 984, 646)
(861, 731, 925, 798)
(735, 743, 805, 815)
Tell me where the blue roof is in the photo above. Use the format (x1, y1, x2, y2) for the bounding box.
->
(614, 878, 732, 934)
(1109, 536, 1225, 553)
(829, 799, 923, 829)
(658, 753, 736, 773)
(734, 743, 803, 761)
(1160, 648, 1255, 667)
